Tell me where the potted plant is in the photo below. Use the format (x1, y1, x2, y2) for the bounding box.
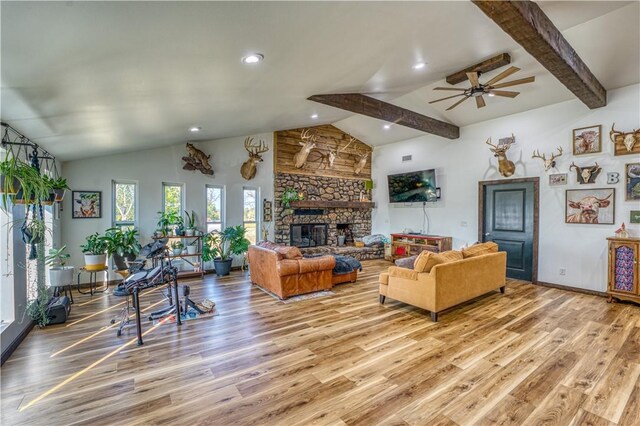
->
(21, 218, 46, 245)
(186, 242, 198, 255)
(173, 214, 185, 236)
(103, 227, 141, 270)
(0, 154, 21, 196)
(185, 210, 197, 236)
(46, 245, 75, 289)
(11, 162, 49, 206)
(80, 232, 107, 271)
(51, 177, 70, 202)
(202, 225, 250, 276)
(281, 187, 303, 209)
(156, 211, 172, 236)
(40, 175, 57, 206)
(171, 241, 184, 256)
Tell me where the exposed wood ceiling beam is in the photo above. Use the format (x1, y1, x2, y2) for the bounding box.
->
(307, 94, 459, 139)
(472, 0, 606, 109)
(446, 53, 511, 85)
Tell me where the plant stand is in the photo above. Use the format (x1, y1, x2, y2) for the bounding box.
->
(77, 266, 109, 295)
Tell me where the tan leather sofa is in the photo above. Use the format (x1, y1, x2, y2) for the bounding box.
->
(379, 249, 507, 321)
(248, 243, 336, 299)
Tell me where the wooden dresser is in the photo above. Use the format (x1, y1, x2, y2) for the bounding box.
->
(390, 234, 452, 261)
(607, 237, 640, 304)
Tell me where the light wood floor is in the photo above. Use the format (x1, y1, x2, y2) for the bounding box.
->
(2, 260, 639, 425)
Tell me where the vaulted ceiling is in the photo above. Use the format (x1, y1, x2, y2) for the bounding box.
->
(1, 1, 638, 160)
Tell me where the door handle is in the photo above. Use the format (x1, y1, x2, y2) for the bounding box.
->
(484, 233, 491, 236)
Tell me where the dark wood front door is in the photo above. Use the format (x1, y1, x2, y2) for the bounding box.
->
(481, 180, 537, 282)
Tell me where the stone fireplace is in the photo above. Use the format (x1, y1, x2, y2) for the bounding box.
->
(290, 223, 328, 247)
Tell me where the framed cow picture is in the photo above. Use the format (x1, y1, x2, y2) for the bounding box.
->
(565, 188, 614, 225)
(572, 125, 601, 155)
(72, 190, 102, 219)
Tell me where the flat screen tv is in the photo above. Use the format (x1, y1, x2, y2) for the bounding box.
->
(387, 169, 438, 203)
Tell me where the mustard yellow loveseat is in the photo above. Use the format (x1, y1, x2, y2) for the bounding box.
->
(378, 246, 507, 321)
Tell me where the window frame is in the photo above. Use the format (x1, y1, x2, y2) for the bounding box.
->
(112, 179, 138, 229)
(162, 182, 185, 217)
(242, 186, 260, 244)
(205, 184, 225, 233)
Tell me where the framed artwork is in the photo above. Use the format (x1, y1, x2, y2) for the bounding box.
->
(72, 191, 102, 219)
(625, 163, 640, 201)
(572, 125, 601, 155)
(263, 199, 273, 222)
(549, 173, 567, 186)
(631, 211, 640, 224)
(565, 188, 614, 224)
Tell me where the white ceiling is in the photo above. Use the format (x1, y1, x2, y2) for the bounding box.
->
(1, 1, 638, 161)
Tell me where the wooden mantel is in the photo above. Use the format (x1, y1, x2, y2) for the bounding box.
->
(290, 200, 375, 209)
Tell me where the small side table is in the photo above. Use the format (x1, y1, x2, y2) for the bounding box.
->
(77, 266, 109, 295)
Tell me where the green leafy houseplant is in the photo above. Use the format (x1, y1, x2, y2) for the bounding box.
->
(202, 226, 250, 276)
(45, 245, 70, 267)
(281, 187, 303, 208)
(46, 245, 75, 291)
(103, 228, 141, 270)
(156, 211, 183, 235)
(185, 210, 197, 229)
(50, 177, 69, 202)
(81, 233, 107, 255)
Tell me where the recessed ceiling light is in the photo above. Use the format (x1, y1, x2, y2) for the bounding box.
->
(242, 53, 264, 64)
(412, 62, 427, 70)
(189, 126, 201, 133)
(383, 124, 391, 130)
(310, 114, 318, 119)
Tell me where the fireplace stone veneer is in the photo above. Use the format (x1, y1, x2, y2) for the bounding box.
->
(275, 173, 372, 247)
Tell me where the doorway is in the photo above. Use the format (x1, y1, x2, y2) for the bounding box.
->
(478, 178, 539, 282)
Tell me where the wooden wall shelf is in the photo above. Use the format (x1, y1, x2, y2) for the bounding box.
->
(289, 200, 375, 209)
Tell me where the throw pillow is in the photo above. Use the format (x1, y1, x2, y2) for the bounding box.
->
(424, 250, 463, 272)
(395, 255, 418, 269)
(462, 241, 499, 258)
(413, 251, 433, 272)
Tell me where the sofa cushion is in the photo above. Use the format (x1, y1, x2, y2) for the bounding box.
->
(388, 266, 419, 281)
(275, 246, 303, 260)
(395, 255, 418, 269)
(462, 242, 499, 258)
(413, 251, 433, 273)
(418, 250, 463, 272)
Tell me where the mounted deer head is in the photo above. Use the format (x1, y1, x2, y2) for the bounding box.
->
(294, 129, 317, 168)
(326, 136, 355, 169)
(240, 137, 269, 180)
(610, 123, 640, 152)
(532, 146, 563, 171)
(486, 136, 515, 177)
(570, 161, 601, 184)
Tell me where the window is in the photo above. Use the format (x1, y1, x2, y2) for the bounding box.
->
(243, 187, 259, 244)
(206, 185, 224, 233)
(112, 181, 137, 229)
(163, 183, 184, 216)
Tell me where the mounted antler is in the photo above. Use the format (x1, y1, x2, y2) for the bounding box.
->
(294, 129, 317, 168)
(354, 148, 370, 175)
(240, 137, 269, 180)
(532, 146, 563, 171)
(326, 136, 356, 169)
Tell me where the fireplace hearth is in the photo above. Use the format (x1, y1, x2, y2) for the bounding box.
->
(290, 224, 328, 248)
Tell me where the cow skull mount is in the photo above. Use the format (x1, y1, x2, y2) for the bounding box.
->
(486, 136, 516, 177)
(531, 146, 563, 171)
(610, 123, 640, 153)
(294, 129, 318, 168)
(569, 161, 601, 184)
(240, 137, 269, 180)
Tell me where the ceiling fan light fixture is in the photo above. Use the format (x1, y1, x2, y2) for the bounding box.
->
(241, 53, 264, 64)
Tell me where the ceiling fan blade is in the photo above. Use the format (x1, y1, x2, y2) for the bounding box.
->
(467, 72, 480, 88)
(490, 76, 535, 89)
(429, 94, 466, 104)
(489, 90, 520, 98)
(476, 95, 486, 109)
(446, 97, 469, 111)
(484, 66, 521, 86)
(433, 87, 467, 91)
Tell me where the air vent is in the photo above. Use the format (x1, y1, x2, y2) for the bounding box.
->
(402, 155, 412, 162)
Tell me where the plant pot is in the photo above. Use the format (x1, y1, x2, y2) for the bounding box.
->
(213, 258, 232, 277)
(53, 188, 66, 202)
(338, 235, 346, 246)
(49, 266, 75, 287)
(41, 191, 56, 206)
(175, 227, 185, 236)
(112, 253, 136, 271)
(13, 189, 36, 205)
(186, 245, 197, 255)
(0, 175, 20, 195)
(172, 249, 182, 257)
(84, 253, 107, 271)
(185, 229, 195, 237)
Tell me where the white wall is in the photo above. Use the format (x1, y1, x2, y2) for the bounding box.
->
(61, 133, 274, 276)
(372, 84, 640, 292)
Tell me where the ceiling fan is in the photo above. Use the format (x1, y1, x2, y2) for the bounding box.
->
(430, 66, 535, 111)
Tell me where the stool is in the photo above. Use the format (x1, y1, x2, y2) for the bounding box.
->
(77, 266, 109, 295)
